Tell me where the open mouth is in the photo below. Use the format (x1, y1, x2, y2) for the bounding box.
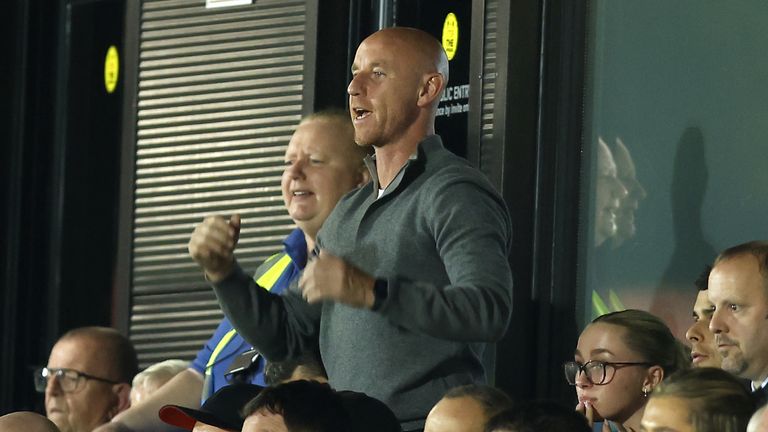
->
(292, 190, 313, 197)
(352, 108, 372, 120)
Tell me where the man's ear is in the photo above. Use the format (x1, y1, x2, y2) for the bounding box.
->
(109, 383, 132, 418)
(417, 73, 444, 108)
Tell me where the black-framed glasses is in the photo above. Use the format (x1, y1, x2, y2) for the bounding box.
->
(563, 360, 654, 385)
(33, 367, 119, 393)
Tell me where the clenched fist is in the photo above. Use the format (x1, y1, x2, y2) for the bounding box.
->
(299, 249, 375, 308)
(188, 214, 241, 282)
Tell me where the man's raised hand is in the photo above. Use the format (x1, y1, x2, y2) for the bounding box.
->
(188, 214, 241, 282)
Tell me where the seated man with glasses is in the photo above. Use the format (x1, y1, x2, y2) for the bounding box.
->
(35, 326, 138, 432)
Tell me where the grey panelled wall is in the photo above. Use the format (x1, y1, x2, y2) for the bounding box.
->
(130, 0, 306, 367)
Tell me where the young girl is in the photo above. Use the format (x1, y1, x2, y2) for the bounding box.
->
(565, 310, 688, 431)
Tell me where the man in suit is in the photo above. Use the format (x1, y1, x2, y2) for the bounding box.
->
(709, 241, 768, 406)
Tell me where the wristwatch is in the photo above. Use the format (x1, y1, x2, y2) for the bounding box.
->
(372, 278, 389, 311)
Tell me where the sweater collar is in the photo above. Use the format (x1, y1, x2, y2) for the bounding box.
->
(363, 135, 444, 198)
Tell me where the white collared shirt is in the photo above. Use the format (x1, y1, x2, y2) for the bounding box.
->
(751, 376, 768, 391)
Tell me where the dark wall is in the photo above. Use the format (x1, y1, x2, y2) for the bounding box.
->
(53, 0, 125, 332)
(1, 0, 126, 414)
(1, 0, 62, 415)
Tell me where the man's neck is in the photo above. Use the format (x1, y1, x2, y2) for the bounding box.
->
(374, 143, 419, 189)
(373, 118, 434, 189)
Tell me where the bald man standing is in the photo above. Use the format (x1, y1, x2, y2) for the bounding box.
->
(204, 28, 513, 431)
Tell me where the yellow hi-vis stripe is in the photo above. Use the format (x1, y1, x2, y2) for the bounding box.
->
(205, 328, 238, 374)
(256, 254, 293, 289)
(204, 252, 293, 375)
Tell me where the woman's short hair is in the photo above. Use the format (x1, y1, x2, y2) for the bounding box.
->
(300, 109, 373, 161)
(592, 309, 689, 375)
(651, 367, 755, 432)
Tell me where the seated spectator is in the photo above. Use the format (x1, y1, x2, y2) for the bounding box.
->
(130, 359, 188, 406)
(641, 367, 754, 432)
(685, 265, 722, 368)
(35, 326, 137, 432)
(0, 412, 60, 432)
(159, 383, 263, 432)
(240, 380, 400, 432)
(264, 351, 327, 386)
(566, 310, 688, 431)
(424, 384, 513, 432)
(484, 401, 590, 432)
(241, 380, 349, 432)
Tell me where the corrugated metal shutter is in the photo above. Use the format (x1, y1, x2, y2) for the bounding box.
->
(480, 0, 498, 173)
(130, 0, 306, 368)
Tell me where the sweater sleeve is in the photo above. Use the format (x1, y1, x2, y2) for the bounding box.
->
(212, 263, 322, 362)
(376, 175, 514, 342)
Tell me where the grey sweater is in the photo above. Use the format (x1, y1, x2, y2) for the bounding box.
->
(214, 135, 513, 430)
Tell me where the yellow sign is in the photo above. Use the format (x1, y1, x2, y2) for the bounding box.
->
(104, 45, 119, 94)
(442, 13, 459, 61)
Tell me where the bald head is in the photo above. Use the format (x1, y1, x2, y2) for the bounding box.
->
(348, 27, 450, 147)
(0, 412, 60, 432)
(366, 27, 449, 84)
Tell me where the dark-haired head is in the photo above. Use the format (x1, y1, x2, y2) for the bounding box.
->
(241, 380, 348, 432)
(485, 401, 590, 432)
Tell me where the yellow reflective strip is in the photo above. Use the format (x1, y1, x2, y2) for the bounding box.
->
(592, 290, 610, 318)
(256, 254, 293, 290)
(260, 253, 283, 270)
(205, 328, 238, 374)
(608, 289, 626, 312)
(203, 253, 292, 377)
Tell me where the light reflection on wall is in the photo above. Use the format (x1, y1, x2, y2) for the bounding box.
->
(581, 2, 768, 342)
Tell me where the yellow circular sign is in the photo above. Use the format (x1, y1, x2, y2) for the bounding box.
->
(104, 45, 119, 94)
(442, 13, 459, 61)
